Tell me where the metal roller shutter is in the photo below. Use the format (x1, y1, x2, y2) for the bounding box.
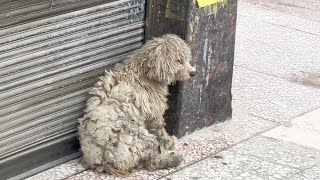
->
(0, 0, 146, 179)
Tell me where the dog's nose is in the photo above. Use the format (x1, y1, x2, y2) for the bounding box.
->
(189, 71, 196, 77)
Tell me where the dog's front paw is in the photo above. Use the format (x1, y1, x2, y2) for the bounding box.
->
(168, 152, 183, 168)
(160, 135, 177, 150)
(146, 151, 183, 171)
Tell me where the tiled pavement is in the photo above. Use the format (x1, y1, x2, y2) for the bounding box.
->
(165, 136, 320, 180)
(27, 0, 320, 180)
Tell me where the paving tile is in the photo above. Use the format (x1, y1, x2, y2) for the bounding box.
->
(232, 66, 320, 124)
(229, 136, 320, 169)
(290, 165, 320, 180)
(165, 150, 299, 180)
(262, 125, 320, 151)
(26, 158, 85, 180)
(291, 108, 320, 132)
(262, 107, 320, 150)
(211, 110, 277, 144)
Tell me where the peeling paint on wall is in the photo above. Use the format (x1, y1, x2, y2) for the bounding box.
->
(196, 0, 224, 7)
(195, 0, 229, 16)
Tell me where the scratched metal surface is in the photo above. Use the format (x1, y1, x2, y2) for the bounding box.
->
(146, 0, 237, 137)
(0, 0, 145, 179)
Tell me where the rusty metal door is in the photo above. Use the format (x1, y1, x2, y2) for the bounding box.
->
(0, 0, 145, 179)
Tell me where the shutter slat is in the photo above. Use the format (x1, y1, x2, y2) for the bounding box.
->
(0, 105, 84, 140)
(0, 36, 143, 90)
(0, 19, 138, 61)
(0, 69, 103, 108)
(0, 0, 145, 166)
(0, 78, 96, 116)
(0, 44, 141, 100)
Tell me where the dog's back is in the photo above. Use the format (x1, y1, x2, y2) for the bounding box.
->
(78, 68, 161, 175)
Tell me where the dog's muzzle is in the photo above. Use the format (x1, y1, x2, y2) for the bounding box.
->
(189, 71, 196, 77)
(188, 65, 196, 77)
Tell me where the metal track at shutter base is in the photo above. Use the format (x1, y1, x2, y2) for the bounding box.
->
(0, 133, 81, 180)
(0, 0, 146, 179)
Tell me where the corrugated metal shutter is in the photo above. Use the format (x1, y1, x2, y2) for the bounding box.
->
(0, 0, 145, 179)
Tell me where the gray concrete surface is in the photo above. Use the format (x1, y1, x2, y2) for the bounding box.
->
(235, 0, 320, 78)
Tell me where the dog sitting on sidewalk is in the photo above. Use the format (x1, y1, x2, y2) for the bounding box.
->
(78, 34, 196, 176)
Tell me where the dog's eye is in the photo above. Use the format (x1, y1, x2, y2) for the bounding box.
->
(177, 59, 183, 64)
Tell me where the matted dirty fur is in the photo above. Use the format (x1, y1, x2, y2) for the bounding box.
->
(78, 34, 196, 176)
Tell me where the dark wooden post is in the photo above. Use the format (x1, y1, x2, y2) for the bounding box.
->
(145, 0, 237, 137)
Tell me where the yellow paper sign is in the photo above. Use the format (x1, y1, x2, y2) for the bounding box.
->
(196, 0, 224, 7)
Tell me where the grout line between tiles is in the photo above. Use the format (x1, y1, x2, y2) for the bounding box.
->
(288, 106, 320, 121)
(262, 135, 320, 154)
(228, 150, 303, 172)
(283, 164, 318, 180)
(234, 64, 320, 92)
(248, 113, 281, 124)
(264, 20, 320, 37)
(234, 64, 286, 80)
(64, 169, 86, 180)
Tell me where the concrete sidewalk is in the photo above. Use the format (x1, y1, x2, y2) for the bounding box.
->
(28, 0, 320, 179)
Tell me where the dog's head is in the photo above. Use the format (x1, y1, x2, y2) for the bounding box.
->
(140, 34, 196, 84)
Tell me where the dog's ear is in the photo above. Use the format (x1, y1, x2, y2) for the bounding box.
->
(143, 37, 178, 83)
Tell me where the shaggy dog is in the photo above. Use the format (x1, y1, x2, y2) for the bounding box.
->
(78, 34, 196, 176)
